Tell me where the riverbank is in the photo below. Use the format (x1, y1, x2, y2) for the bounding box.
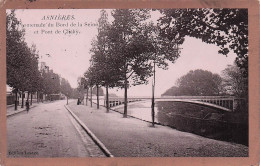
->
(112, 100, 248, 146)
(68, 100, 248, 157)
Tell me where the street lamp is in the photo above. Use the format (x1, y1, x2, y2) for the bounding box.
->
(151, 39, 180, 127)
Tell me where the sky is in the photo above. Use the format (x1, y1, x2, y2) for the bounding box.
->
(12, 9, 236, 97)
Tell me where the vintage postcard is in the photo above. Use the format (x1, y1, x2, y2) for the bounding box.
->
(0, 0, 259, 166)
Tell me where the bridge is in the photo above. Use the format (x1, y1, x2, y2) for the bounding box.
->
(102, 96, 246, 112)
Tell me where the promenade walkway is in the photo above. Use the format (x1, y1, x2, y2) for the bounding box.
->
(67, 100, 248, 157)
(7, 103, 38, 117)
(7, 100, 46, 117)
(7, 100, 105, 157)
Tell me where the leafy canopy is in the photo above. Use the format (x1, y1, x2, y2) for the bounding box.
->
(162, 69, 223, 96)
(158, 9, 248, 75)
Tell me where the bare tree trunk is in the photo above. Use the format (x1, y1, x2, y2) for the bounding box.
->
(21, 91, 24, 108)
(90, 87, 92, 107)
(97, 85, 99, 109)
(86, 88, 88, 106)
(30, 92, 33, 105)
(106, 85, 109, 113)
(15, 90, 18, 110)
(36, 91, 39, 103)
(123, 74, 128, 118)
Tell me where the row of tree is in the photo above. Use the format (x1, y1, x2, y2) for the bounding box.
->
(6, 10, 74, 110)
(162, 65, 248, 98)
(79, 9, 248, 117)
(79, 9, 180, 117)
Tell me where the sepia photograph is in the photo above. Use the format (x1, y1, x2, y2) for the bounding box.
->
(5, 8, 249, 158)
(0, 0, 259, 165)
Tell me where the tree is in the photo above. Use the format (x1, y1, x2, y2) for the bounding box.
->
(61, 78, 73, 104)
(26, 44, 42, 105)
(221, 64, 248, 98)
(89, 10, 124, 112)
(84, 67, 97, 108)
(92, 86, 104, 96)
(7, 10, 25, 109)
(86, 62, 103, 109)
(157, 9, 248, 76)
(87, 9, 181, 117)
(6, 11, 25, 90)
(79, 76, 91, 105)
(106, 9, 158, 117)
(42, 70, 61, 98)
(164, 69, 223, 96)
(6, 10, 42, 109)
(161, 86, 181, 96)
(90, 9, 181, 117)
(8, 40, 33, 108)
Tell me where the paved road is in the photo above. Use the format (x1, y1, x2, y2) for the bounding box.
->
(7, 100, 105, 157)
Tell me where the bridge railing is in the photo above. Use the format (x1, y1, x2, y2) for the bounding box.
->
(195, 98, 233, 110)
(102, 96, 246, 112)
(161, 96, 235, 100)
(104, 98, 143, 107)
(197, 98, 246, 112)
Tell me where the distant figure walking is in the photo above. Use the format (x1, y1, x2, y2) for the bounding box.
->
(77, 98, 81, 105)
(25, 99, 30, 113)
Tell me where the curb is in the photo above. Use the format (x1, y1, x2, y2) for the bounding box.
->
(7, 105, 37, 117)
(64, 104, 114, 157)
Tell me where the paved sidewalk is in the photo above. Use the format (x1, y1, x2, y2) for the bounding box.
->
(68, 100, 248, 157)
(6, 99, 77, 117)
(7, 100, 105, 157)
(7, 103, 38, 117)
(7, 100, 51, 117)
